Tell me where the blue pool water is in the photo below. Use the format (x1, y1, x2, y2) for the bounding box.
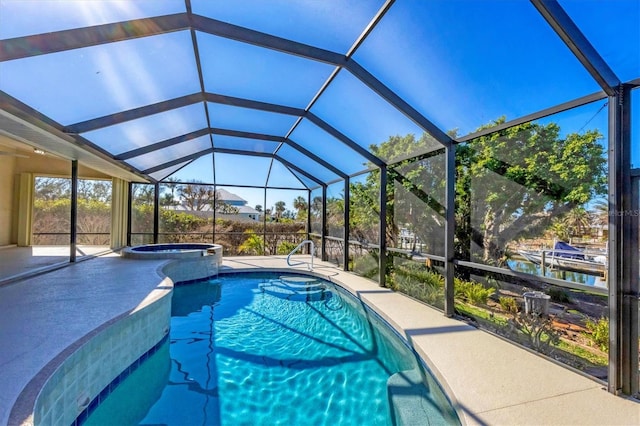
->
(85, 273, 459, 425)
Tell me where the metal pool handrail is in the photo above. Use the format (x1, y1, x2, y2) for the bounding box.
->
(287, 240, 315, 271)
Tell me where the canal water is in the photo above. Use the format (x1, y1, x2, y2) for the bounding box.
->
(507, 259, 607, 289)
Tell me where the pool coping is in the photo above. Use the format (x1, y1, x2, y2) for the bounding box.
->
(120, 243, 223, 260)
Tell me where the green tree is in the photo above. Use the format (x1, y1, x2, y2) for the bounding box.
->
(353, 133, 448, 254)
(131, 184, 154, 236)
(293, 196, 308, 221)
(274, 201, 286, 220)
(35, 177, 70, 200)
(217, 202, 239, 214)
(546, 218, 570, 242)
(78, 179, 111, 203)
(178, 182, 216, 211)
(281, 210, 295, 220)
(311, 196, 323, 216)
(349, 118, 607, 265)
(276, 240, 298, 255)
(161, 192, 176, 207)
(160, 177, 181, 207)
(464, 119, 606, 263)
(159, 210, 207, 242)
(563, 206, 591, 240)
(132, 183, 154, 206)
(326, 195, 345, 237)
(589, 198, 608, 238)
(349, 179, 380, 243)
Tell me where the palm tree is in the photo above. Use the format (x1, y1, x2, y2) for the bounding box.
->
(133, 184, 154, 205)
(293, 196, 308, 220)
(274, 201, 286, 220)
(588, 199, 608, 241)
(590, 199, 608, 222)
(563, 206, 591, 240)
(547, 218, 570, 241)
(161, 177, 181, 206)
(310, 196, 323, 218)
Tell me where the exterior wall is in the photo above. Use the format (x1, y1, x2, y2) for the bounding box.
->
(16, 173, 34, 246)
(14, 153, 110, 179)
(0, 147, 17, 245)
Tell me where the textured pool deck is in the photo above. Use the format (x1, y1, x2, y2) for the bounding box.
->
(0, 252, 638, 425)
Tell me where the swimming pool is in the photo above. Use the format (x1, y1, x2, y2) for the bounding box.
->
(84, 272, 459, 425)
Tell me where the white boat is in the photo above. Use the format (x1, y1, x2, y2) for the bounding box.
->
(518, 241, 607, 275)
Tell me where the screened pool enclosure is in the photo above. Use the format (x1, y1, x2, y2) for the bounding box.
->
(0, 0, 638, 397)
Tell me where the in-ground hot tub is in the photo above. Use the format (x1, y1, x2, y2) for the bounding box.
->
(122, 243, 224, 283)
(121, 243, 223, 263)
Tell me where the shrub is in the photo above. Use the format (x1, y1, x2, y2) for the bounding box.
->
(390, 263, 445, 309)
(276, 240, 299, 255)
(214, 221, 305, 255)
(507, 311, 560, 355)
(351, 254, 379, 280)
(584, 317, 609, 352)
(238, 230, 264, 255)
(547, 287, 571, 303)
(455, 278, 495, 305)
(499, 296, 519, 314)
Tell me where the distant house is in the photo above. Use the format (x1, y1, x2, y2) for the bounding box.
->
(215, 188, 246, 207)
(216, 188, 261, 222)
(168, 188, 261, 222)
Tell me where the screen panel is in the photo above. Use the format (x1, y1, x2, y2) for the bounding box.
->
(198, 32, 335, 108)
(0, 31, 200, 125)
(0, 0, 186, 39)
(354, 0, 601, 138)
(191, 0, 383, 53)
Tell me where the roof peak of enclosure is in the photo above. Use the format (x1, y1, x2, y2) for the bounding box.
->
(0, 0, 637, 188)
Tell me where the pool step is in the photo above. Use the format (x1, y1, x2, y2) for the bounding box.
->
(278, 276, 324, 289)
(279, 275, 321, 286)
(259, 277, 329, 302)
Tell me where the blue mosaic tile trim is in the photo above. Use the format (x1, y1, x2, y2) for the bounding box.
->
(174, 270, 302, 286)
(71, 333, 169, 426)
(173, 274, 221, 285)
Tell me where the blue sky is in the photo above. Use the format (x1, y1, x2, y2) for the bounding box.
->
(0, 0, 638, 209)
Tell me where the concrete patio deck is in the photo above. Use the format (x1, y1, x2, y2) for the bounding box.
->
(0, 251, 638, 425)
(0, 245, 111, 286)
